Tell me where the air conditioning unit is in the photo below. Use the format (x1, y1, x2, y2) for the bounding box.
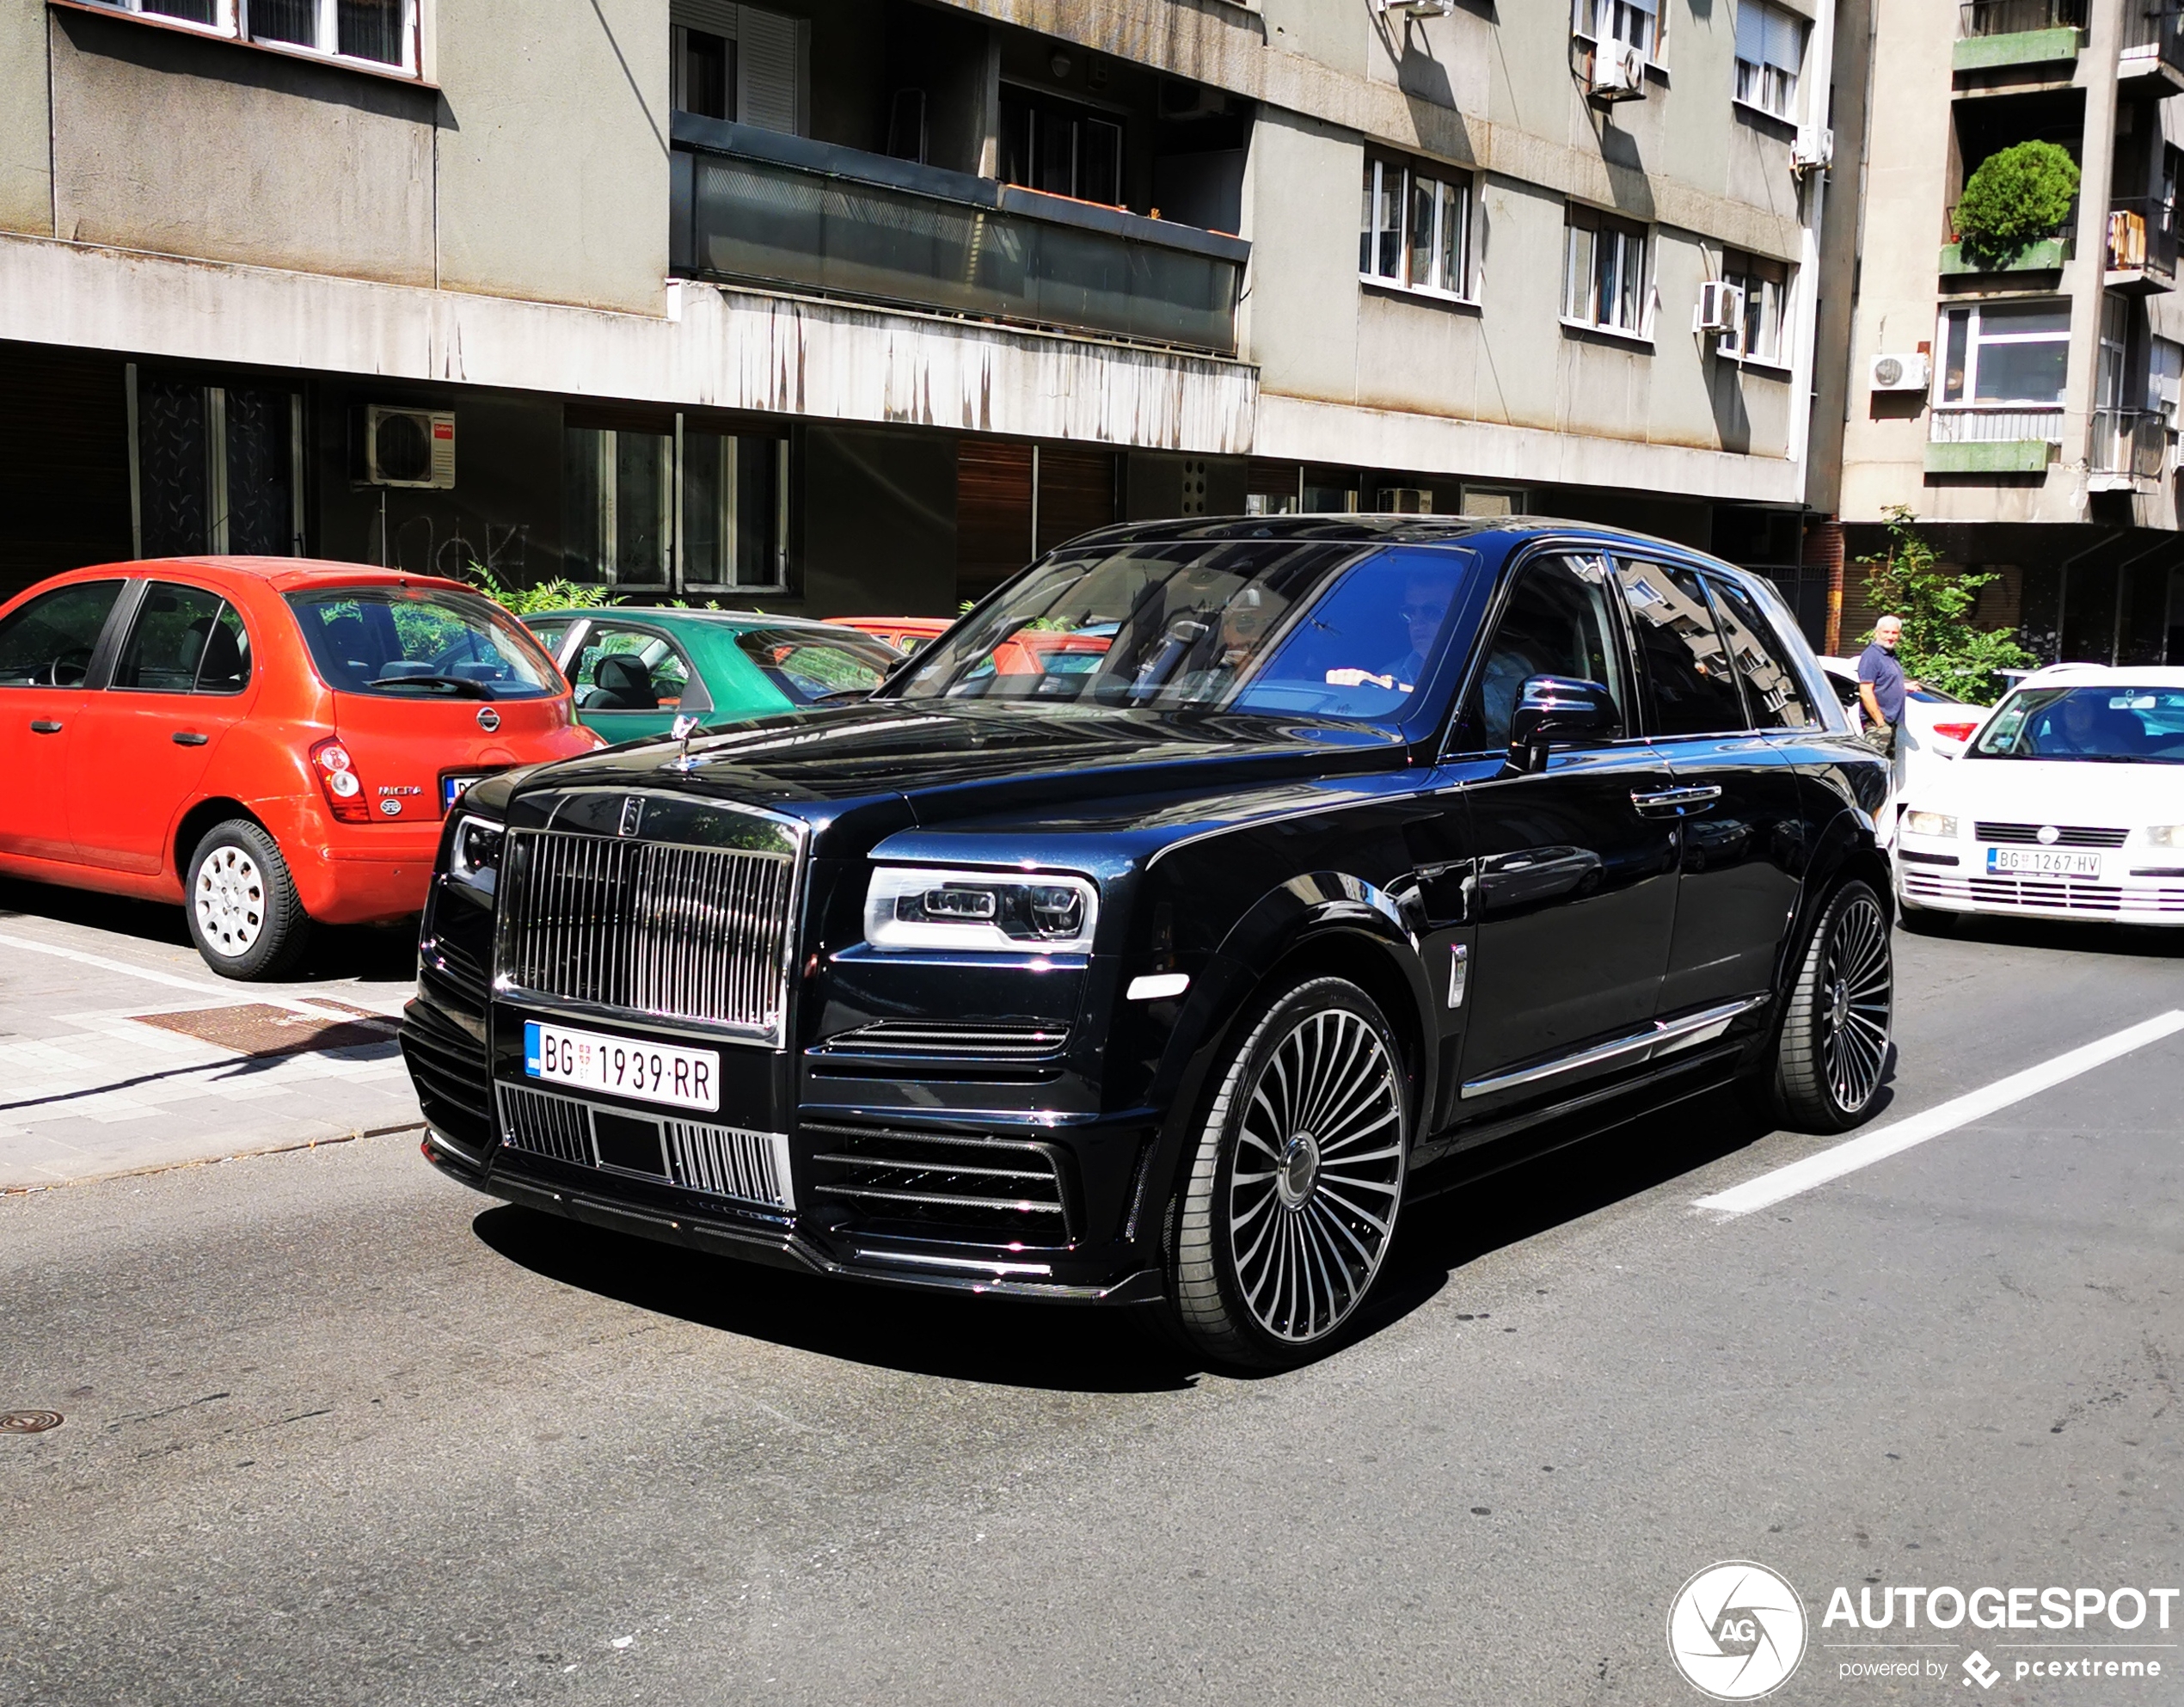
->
(1792, 127, 1835, 174)
(1591, 40, 1646, 101)
(364, 406, 457, 489)
(1377, 0, 1456, 16)
(1870, 353, 1931, 393)
(1695, 280, 1745, 335)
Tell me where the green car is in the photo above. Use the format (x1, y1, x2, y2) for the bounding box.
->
(522, 608, 905, 742)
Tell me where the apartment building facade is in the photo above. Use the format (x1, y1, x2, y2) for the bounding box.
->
(1835, 0, 2184, 665)
(2, 0, 1842, 629)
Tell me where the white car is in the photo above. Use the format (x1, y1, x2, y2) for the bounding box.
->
(1893, 664, 2184, 928)
(1817, 655, 1988, 843)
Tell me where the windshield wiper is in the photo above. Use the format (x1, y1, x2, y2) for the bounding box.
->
(365, 673, 494, 699)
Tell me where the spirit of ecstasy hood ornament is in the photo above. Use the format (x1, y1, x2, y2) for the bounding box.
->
(670, 712, 702, 770)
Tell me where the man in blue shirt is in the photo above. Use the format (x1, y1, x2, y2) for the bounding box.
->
(1856, 614, 1917, 755)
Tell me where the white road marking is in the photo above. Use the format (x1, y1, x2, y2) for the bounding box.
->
(0, 930, 395, 1022)
(1694, 1009, 2184, 1219)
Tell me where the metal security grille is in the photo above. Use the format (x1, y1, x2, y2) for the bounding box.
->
(498, 829, 796, 1036)
(1975, 822, 2131, 848)
(497, 1084, 793, 1210)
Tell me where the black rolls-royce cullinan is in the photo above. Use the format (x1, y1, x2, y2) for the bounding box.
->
(402, 518, 1893, 1368)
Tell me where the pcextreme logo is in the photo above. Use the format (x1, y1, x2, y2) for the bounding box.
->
(1668, 1562, 1809, 1700)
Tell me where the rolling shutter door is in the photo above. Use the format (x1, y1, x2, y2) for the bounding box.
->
(956, 439, 1034, 602)
(737, 6, 802, 135)
(1035, 445, 1118, 556)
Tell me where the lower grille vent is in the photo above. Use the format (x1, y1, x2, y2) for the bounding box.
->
(803, 1120, 1072, 1241)
(496, 1084, 793, 1210)
(401, 999, 491, 1155)
(817, 1020, 1071, 1059)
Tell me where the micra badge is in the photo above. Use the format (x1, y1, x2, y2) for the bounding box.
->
(618, 797, 642, 838)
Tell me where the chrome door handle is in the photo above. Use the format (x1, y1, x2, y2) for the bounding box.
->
(171, 731, 210, 746)
(29, 719, 63, 734)
(1630, 784, 1723, 816)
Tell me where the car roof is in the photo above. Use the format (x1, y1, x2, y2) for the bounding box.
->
(2019, 662, 2184, 687)
(519, 606, 874, 636)
(59, 556, 481, 596)
(1053, 513, 1758, 559)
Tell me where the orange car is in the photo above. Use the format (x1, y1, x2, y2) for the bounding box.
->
(0, 559, 596, 979)
(825, 615, 952, 654)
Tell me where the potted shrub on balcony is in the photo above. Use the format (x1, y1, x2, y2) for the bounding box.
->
(1945, 141, 2080, 272)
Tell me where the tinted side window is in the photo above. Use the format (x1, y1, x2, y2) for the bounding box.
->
(1705, 575, 1813, 729)
(113, 582, 252, 694)
(1453, 553, 1630, 752)
(1614, 559, 1750, 736)
(0, 580, 123, 688)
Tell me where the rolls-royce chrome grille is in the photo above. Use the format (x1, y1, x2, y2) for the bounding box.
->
(496, 827, 798, 1038)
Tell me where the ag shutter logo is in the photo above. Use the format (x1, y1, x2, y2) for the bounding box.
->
(1668, 1562, 1809, 1700)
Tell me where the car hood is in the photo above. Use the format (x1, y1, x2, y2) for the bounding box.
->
(1917, 756, 2184, 826)
(494, 700, 1410, 846)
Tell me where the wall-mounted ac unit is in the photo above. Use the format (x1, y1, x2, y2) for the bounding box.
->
(365, 407, 456, 488)
(1695, 280, 1745, 335)
(1376, 0, 1456, 16)
(1870, 353, 1931, 393)
(1792, 127, 1835, 174)
(1591, 40, 1646, 101)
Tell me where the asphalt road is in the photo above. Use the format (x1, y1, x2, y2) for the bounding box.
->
(3, 912, 2181, 1707)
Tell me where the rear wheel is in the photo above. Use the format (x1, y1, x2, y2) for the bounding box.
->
(185, 819, 312, 981)
(1767, 879, 1893, 1133)
(1162, 976, 1408, 1371)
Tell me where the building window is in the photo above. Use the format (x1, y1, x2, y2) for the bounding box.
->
(563, 420, 788, 592)
(83, 0, 419, 74)
(669, 3, 801, 133)
(1359, 157, 1473, 299)
(130, 371, 304, 558)
(2149, 335, 2183, 428)
(1936, 301, 2071, 405)
(1733, 0, 1806, 120)
(999, 89, 1124, 207)
(1721, 251, 1791, 365)
(1574, 0, 1659, 60)
(1563, 204, 1651, 337)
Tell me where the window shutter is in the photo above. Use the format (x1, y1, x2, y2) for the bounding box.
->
(738, 5, 802, 135)
(670, 0, 739, 37)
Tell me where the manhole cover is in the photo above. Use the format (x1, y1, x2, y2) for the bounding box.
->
(0, 1410, 63, 1434)
(132, 1004, 396, 1059)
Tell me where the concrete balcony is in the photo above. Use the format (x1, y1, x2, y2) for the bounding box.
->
(2118, 1, 2184, 90)
(668, 116, 1249, 357)
(1953, 0, 2085, 72)
(2105, 199, 2178, 293)
(1941, 202, 2073, 276)
(1926, 404, 2064, 474)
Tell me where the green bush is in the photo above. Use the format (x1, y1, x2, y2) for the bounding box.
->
(463, 562, 615, 617)
(1954, 141, 2079, 264)
(1857, 507, 2034, 704)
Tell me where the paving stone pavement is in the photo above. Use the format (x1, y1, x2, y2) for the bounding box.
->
(0, 887, 422, 1191)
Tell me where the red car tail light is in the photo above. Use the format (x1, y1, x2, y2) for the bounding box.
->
(1931, 720, 1979, 744)
(310, 739, 373, 823)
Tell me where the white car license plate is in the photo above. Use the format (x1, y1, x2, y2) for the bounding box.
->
(523, 1021, 720, 1112)
(442, 773, 488, 811)
(1985, 847, 2103, 879)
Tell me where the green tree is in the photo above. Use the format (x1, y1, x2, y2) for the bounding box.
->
(1954, 140, 2079, 267)
(1856, 506, 2033, 704)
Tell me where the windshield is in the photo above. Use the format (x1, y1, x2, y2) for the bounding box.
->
(890, 541, 1469, 725)
(1968, 684, 2184, 762)
(287, 587, 559, 699)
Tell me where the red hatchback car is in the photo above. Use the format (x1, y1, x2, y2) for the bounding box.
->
(0, 559, 597, 979)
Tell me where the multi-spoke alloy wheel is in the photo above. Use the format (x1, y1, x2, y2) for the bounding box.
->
(1768, 878, 1893, 1133)
(184, 820, 312, 981)
(1167, 977, 1408, 1368)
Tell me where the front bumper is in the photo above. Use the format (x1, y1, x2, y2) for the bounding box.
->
(1897, 838, 2184, 924)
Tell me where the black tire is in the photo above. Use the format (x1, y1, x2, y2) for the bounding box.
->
(1160, 975, 1409, 1371)
(1767, 879, 1893, 1133)
(184, 819, 313, 981)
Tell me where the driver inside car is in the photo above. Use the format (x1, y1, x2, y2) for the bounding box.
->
(1324, 574, 1454, 695)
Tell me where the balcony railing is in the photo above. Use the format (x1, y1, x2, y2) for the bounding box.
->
(1959, 0, 2085, 35)
(2120, 2, 2184, 71)
(2089, 407, 2169, 476)
(668, 115, 1249, 356)
(2106, 197, 2179, 282)
(1929, 405, 2066, 444)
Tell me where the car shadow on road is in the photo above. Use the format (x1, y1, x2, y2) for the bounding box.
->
(0, 876, 419, 983)
(1910, 911, 2184, 960)
(471, 1069, 1879, 1394)
(470, 1204, 1201, 1394)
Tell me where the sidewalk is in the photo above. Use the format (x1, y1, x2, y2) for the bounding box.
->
(0, 893, 423, 1191)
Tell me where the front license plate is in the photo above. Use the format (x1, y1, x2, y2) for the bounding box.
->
(523, 1021, 720, 1113)
(442, 773, 488, 811)
(1985, 847, 2103, 878)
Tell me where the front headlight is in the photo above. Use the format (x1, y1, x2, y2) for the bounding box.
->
(2149, 824, 2184, 848)
(447, 813, 506, 896)
(863, 866, 1097, 953)
(1901, 810, 1958, 839)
